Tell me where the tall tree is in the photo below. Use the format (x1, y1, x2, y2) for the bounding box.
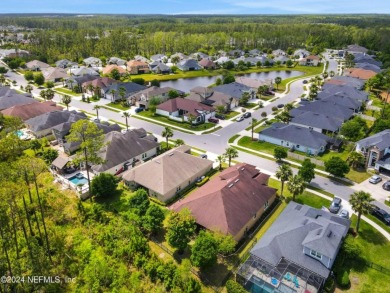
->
(349, 191, 374, 233)
(274, 76, 282, 90)
(250, 118, 258, 140)
(62, 95, 72, 110)
(122, 111, 131, 131)
(347, 152, 365, 169)
(66, 120, 106, 197)
(287, 175, 305, 201)
(93, 105, 101, 120)
(190, 231, 218, 269)
(216, 154, 226, 170)
(224, 147, 238, 167)
(298, 159, 316, 183)
(166, 209, 196, 254)
(162, 126, 173, 149)
(275, 164, 292, 198)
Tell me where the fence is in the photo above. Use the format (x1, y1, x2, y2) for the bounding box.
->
(288, 152, 325, 167)
(366, 261, 390, 275)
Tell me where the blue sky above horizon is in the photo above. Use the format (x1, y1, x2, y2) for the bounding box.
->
(1, 0, 390, 14)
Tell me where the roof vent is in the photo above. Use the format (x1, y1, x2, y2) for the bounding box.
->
(228, 183, 234, 188)
(302, 219, 309, 225)
(295, 205, 303, 211)
(234, 179, 240, 183)
(327, 231, 333, 238)
(169, 153, 174, 157)
(241, 168, 245, 171)
(316, 229, 323, 236)
(155, 161, 160, 164)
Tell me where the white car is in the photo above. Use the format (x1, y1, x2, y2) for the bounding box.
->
(236, 116, 244, 122)
(369, 175, 382, 184)
(339, 209, 350, 219)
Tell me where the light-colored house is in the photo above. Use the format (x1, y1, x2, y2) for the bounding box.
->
(294, 49, 310, 59)
(108, 57, 127, 66)
(126, 60, 150, 74)
(83, 57, 102, 67)
(188, 86, 234, 111)
(123, 145, 213, 202)
(129, 86, 182, 109)
(41, 67, 69, 82)
(156, 97, 215, 124)
(102, 64, 126, 76)
(299, 55, 320, 66)
(356, 130, 390, 172)
(272, 49, 287, 56)
(69, 66, 99, 77)
(177, 59, 202, 71)
(25, 60, 50, 71)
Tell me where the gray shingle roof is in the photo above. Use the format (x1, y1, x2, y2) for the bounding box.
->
(327, 76, 366, 90)
(0, 88, 38, 110)
(260, 123, 330, 149)
(290, 100, 354, 121)
(320, 84, 368, 103)
(251, 202, 350, 278)
(177, 59, 202, 71)
(357, 130, 390, 151)
(354, 62, 381, 73)
(213, 82, 252, 99)
(25, 110, 87, 132)
(290, 111, 342, 132)
(317, 92, 362, 110)
(104, 82, 147, 96)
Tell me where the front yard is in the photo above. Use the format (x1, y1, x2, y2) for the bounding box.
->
(55, 87, 82, 96)
(106, 102, 131, 111)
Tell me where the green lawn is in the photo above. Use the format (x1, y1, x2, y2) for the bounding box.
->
(224, 111, 241, 120)
(106, 102, 131, 111)
(55, 87, 82, 96)
(229, 134, 240, 143)
(245, 118, 266, 131)
(365, 214, 390, 234)
(244, 103, 258, 109)
(238, 136, 278, 155)
(101, 106, 121, 113)
(137, 110, 215, 131)
(279, 64, 324, 92)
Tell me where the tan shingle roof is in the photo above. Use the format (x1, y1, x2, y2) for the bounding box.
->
(1, 101, 62, 121)
(157, 97, 214, 116)
(345, 68, 377, 80)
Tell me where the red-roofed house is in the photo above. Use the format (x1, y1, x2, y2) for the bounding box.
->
(1, 101, 62, 121)
(127, 60, 150, 74)
(170, 163, 277, 241)
(299, 55, 320, 66)
(102, 64, 127, 75)
(156, 97, 215, 124)
(199, 58, 216, 69)
(344, 68, 377, 80)
(82, 77, 116, 96)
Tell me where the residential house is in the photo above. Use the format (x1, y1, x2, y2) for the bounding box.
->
(300, 55, 320, 66)
(134, 55, 150, 63)
(169, 52, 188, 62)
(41, 67, 69, 82)
(352, 53, 382, 67)
(255, 56, 274, 65)
(344, 68, 377, 80)
(123, 145, 213, 202)
(25, 110, 87, 138)
(228, 49, 245, 57)
(177, 59, 202, 71)
(249, 49, 262, 57)
(83, 57, 102, 67)
(81, 77, 116, 96)
(320, 84, 369, 103)
(237, 202, 350, 293)
(0, 48, 29, 58)
(55, 59, 77, 69)
(324, 76, 365, 90)
(213, 82, 254, 106)
(272, 49, 287, 56)
(235, 76, 273, 91)
(25, 60, 50, 71)
(126, 60, 150, 74)
(129, 86, 182, 109)
(1, 101, 62, 121)
(294, 49, 310, 59)
(156, 97, 215, 124)
(214, 56, 230, 65)
(316, 92, 362, 112)
(274, 55, 290, 64)
(91, 128, 159, 175)
(259, 123, 331, 155)
(108, 57, 127, 66)
(187, 87, 234, 111)
(102, 64, 126, 76)
(69, 66, 99, 77)
(356, 130, 390, 172)
(53, 120, 121, 154)
(190, 52, 209, 60)
(199, 58, 216, 69)
(170, 163, 277, 241)
(65, 74, 99, 89)
(354, 63, 381, 73)
(150, 54, 168, 62)
(0, 88, 37, 110)
(150, 62, 171, 74)
(290, 111, 343, 134)
(346, 44, 368, 54)
(103, 82, 147, 101)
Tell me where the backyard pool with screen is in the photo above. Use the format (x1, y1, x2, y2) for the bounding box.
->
(68, 173, 88, 186)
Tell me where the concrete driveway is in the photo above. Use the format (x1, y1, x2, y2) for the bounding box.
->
(352, 174, 390, 203)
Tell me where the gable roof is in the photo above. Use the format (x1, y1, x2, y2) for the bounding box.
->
(70, 67, 99, 76)
(150, 62, 171, 73)
(104, 82, 147, 95)
(82, 77, 116, 90)
(170, 163, 276, 237)
(1, 101, 62, 121)
(25, 60, 50, 70)
(290, 111, 342, 132)
(235, 76, 273, 89)
(317, 92, 362, 110)
(354, 62, 381, 73)
(55, 59, 77, 68)
(347, 44, 368, 53)
(199, 58, 216, 68)
(157, 97, 214, 117)
(213, 82, 252, 99)
(345, 68, 377, 80)
(25, 110, 87, 132)
(320, 84, 368, 102)
(325, 76, 366, 89)
(102, 64, 126, 75)
(130, 86, 181, 100)
(357, 130, 390, 151)
(0, 88, 38, 110)
(260, 123, 330, 149)
(122, 145, 213, 198)
(91, 128, 159, 173)
(127, 60, 149, 67)
(41, 67, 69, 81)
(177, 59, 202, 70)
(251, 202, 350, 278)
(290, 100, 354, 121)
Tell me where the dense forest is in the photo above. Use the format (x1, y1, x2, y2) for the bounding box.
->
(1, 15, 390, 65)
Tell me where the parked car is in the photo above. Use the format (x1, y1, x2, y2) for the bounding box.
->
(135, 107, 144, 113)
(371, 205, 390, 225)
(383, 180, 390, 191)
(277, 104, 284, 108)
(243, 112, 252, 118)
(236, 116, 245, 122)
(208, 117, 219, 123)
(200, 154, 208, 159)
(339, 209, 350, 219)
(329, 197, 342, 214)
(215, 113, 226, 120)
(369, 175, 382, 184)
(302, 80, 308, 84)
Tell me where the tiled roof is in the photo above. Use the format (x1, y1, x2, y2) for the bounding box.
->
(157, 97, 214, 117)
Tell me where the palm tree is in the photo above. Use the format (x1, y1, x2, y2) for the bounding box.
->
(251, 118, 258, 140)
(287, 175, 305, 201)
(110, 89, 117, 102)
(122, 111, 131, 131)
(25, 84, 33, 93)
(224, 147, 238, 167)
(0, 74, 5, 86)
(118, 86, 126, 101)
(329, 70, 335, 77)
(162, 126, 173, 149)
(216, 155, 226, 170)
(62, 95, 72, 110)
(87, 83, 95, 95)
(93, 105, 101, 120)
(347, 151, 365, 169)
(275, 164, 293, 198)
(349, 191, 374, 233)
(68, 79, 75, 91)
(274, 76, 282, 90)
(322, 72, 329, 79)
(174, 139, 185, 147)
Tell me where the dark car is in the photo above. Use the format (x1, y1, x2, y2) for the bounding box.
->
(302, 80, 308, 84)
(200, 154, 208, 159)
(277, 104, 284, 108)
(215, 113, 226, 120)
(329, 197, 342, 214)
(383, 180, 390, 191)
(243, 112, 252, 118)
(208, 117, 219, 123)
(371, 205, 390, 225)
(135, 107, 144, 113)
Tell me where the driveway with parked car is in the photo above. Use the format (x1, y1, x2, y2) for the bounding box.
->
(353, 175, 390, 204)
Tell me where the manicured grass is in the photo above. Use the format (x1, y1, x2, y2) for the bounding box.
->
(202, 126, 222, 134)
(369, 93, 385, 108)
(224, 111, 240, 120)
(55, 87, 82, 96)
(233, 146, 276, 162)
(332, 215, 390, 293)
(238, 136, 277, 155)
(306, 185, 335, 198)
(245, 118, 266, 131)
(279, 64, 324, 92)
(106, 102, 130, 111)
(254, 124, 269, 133)
(244, 103, 258, 109)
(385, 200, 390, 208)
(345, 168, 372, 183)
(228, 134, 240, 143)
(137, 110, 214, 131)
(101, 106, 121, 113)
(365, 214, 390, 234)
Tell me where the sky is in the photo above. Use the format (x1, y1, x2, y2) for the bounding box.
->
(1, 0, 390, 14)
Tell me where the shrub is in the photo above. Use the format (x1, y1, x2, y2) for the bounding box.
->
(226, 280, 247, 293)
(274, 146, 288, 161)
(337, 270, 350, 289)
(272, 106, 278, 112)
(195, 176, 209, 187)
(91, 173, 118, 198)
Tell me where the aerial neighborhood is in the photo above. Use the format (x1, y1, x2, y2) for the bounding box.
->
(0, 13, 390, 293)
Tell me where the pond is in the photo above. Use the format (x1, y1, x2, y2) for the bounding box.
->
(159, 70, 303, 93)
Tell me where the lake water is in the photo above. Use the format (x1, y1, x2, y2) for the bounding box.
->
(160, 70, 303, 92)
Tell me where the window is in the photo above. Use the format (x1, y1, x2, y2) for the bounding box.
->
(296, 145, 300, 149)
(281, 141, 284, 145)
(286, 142, 289, 147)
(264, 200, 269, 210)
(176, 186, 181, 192)
(142, 153, 147, 159)
(310, 250, 322, 260)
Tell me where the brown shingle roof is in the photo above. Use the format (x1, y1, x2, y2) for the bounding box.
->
(1, 101, 62, 121)
(345, 68, 377, 80)
(157, 97, 214, 117)
(170, 163, 277, 238)
(82, 77, 116, 89)
(199, 58, 216, 68)
(102, 64, 126, 75)
(127, 60, 149, 67)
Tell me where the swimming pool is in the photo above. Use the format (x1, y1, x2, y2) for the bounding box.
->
(68, 173, 88, 186)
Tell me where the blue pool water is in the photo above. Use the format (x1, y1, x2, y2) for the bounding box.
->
(16, 130, 23, 137)
(68, 173, 88, 185)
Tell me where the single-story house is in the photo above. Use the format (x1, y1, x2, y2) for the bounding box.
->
(188, 87, 234, 111)
(235, 76, 273, 90)
(126, 60, 150, 74)
(55, 59, 77, 69)
(274, 55, 290, 64)
(215, 56, 230, 65)
(213, 82, 254, 106)
(0, 49, 30, 58)
(150, 54, 168, 62)
(320, 84, 369, 103)
(344, 68, 377, 80)
(228, 49, 245, 57)
(82, 77, 116, 96)
(290, 111, 343, 134)
(190, 52, 209, 60)
(347, 44, 368, 54)
(317, 92, 362, 112)
(108, 57, 127, 66)
(1, 101, 62, 121)
(41, 67, 69, 82)
(170, 163, 277, 241)
(294, 49, 310, 59)
(356, 130, 390, 171)
(25, 60, 50, 71)
(259, 123, 331, 155)
(91, 128, 159, 175)
(352, 53, 382, 67)
(199, 58, 216, 69)
(66, 74, 99, 89)
(123, 145, 213, 202)
(25, 110, 87, 138)
(129, 86, 182, 109)
(324, 76, 366, 90)
(102, 64, 126, 76)
(177, 59, 202, 71)
(255, 56, 274, 65)
(169, 52, 188, 62)
(150, 62, 171, 74)
(156, 97, 215, 124)
(272, 49, 287, 56)
(134, 55, 150, 63)
(103, 82, 147, 101)
(237, 202, 350, 293)
(83, 57, 102, 67)
(0, 88, 37, 110)
(69, 66, 100, 77)
(354, 63, 381, 73)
